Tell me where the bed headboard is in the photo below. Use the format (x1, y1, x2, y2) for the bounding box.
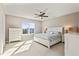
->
(47, 26, 63, 33)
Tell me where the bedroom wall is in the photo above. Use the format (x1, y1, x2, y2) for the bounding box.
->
(0, 4, 5, 55)
(42, 12, 79, 32)
(5, 15, 42, 42)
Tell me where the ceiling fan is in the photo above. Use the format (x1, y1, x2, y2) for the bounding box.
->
(34, 9, 48, 19)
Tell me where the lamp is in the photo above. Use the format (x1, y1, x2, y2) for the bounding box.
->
(76, 25, 79, 32)
(64, 25, 71, 33)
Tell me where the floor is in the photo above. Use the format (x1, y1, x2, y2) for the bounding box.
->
(2, 40, 64, 56)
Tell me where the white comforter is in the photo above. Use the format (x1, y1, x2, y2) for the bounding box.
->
(34, 33, 61, 42)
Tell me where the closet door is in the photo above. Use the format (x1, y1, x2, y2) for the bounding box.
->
(9, 28, 22, 42)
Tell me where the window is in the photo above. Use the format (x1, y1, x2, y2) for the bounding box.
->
(21, 22, 35, 34)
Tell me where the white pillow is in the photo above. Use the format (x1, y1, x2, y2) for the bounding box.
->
(47, 31, 59, 34)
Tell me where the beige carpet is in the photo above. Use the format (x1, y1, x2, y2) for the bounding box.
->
(12, 41, 64, 56)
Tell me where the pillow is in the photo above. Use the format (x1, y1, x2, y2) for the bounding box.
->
(47, 31, 59, 34)
(51, 31, 59, 34)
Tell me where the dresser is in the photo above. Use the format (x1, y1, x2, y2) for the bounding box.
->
(65, 33, 79, 56)
(9, 28, 22, 42)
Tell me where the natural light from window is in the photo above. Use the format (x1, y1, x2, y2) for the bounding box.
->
(21, 21, 35, 34)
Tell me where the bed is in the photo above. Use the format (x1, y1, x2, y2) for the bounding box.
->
(34, 27, 63, 48)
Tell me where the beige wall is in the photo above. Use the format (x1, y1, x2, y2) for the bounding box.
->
(42, 12, 79, 32)
(0, 4, 5, 55)
(6, 15, 42, 42)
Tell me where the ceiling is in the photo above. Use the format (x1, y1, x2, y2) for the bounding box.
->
(3, 3, 79, 21)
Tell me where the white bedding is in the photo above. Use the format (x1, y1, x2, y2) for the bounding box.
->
(34, 33, 61, 42)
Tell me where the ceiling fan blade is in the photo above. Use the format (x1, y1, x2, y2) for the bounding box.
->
(40, 13, 45, 16)
(43, 16, 48, 17)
